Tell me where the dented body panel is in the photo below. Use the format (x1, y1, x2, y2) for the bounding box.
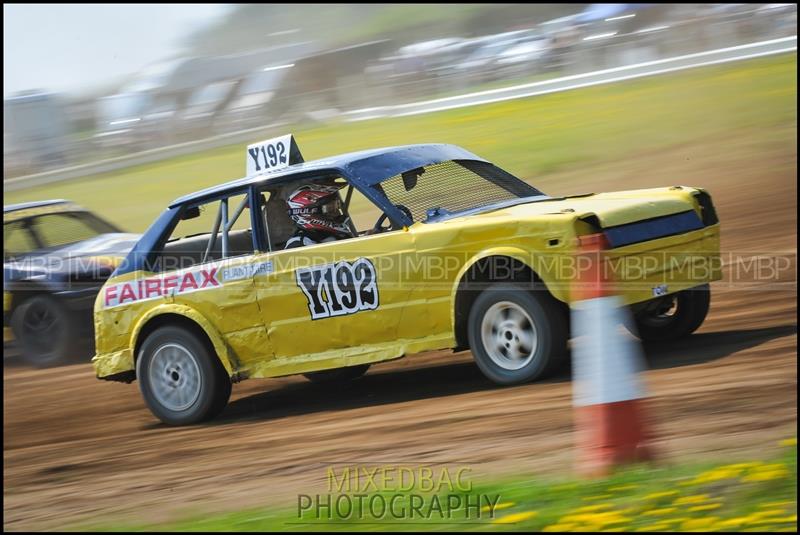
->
(92, 144, 721, 382)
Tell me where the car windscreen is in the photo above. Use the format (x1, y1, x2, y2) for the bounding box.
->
(371, 159, 544, 223)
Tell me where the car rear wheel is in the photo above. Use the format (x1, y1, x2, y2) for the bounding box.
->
(10, 295, 82, 367)
(467, 283, 568, 385)
(630, 284, 711, 342)
(136, 325, 231, 425)
(303, 364, 370, 384)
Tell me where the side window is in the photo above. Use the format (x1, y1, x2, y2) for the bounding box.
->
(4, 221, 37, 260)
(154, 192, 254, 272)
(255, 176, 395, 252)
(344, 184, 388, 235)
(29, 213, 100, 248)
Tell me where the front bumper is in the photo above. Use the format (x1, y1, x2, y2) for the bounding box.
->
(606, 223, 722, 305)
(92, 347, 135, 381)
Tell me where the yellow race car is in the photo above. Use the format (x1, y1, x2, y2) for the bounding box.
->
(92, 135, 721, 425)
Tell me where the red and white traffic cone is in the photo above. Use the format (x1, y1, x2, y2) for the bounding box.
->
(571, 233, 656, 476)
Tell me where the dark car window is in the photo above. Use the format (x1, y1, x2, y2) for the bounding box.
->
(27, 212, 118, 250)
(153, 192, 255, 272)
(3, 221, 38, 260)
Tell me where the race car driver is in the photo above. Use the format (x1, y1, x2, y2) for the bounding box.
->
(284, 184, 354, 249)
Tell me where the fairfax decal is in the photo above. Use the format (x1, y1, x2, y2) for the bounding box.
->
(104, 267, 221, 308)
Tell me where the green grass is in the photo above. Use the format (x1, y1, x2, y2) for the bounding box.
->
(5, 54, 797, 235)
(80, 441, 797, 531)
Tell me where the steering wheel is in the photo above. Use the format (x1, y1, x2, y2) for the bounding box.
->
(373, 204, 413, 233)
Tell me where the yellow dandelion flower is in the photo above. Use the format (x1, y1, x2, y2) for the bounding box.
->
(779, 438, 797, 447)
(659, 517, 691, 526)
(681, 516, 720, 531)
(542, 524, 575, 532)
(689, 466, 742, 484)
(609, 484, 638, 492)
(771, 515, 796, 523)
(742, 469, 789, 482)
(482, 501, 515, 513)
(674, 494, 711, 506)
(715, 517, 749, 529)
(592, 512, 631, 525)
(492, 511, 538, 524)
(722, 462, 762, 470)
(757, 463, 788, 471)
(560, 514, 593, 524)
(759, 501, 793, 509)
(635, 524, 671, 532)
(688, 503, 722, 512)
(753, 516, 797, 525)
(576, 504, 614, 513)
(561, 512, 630, 526)
(752, 510, 790, 519)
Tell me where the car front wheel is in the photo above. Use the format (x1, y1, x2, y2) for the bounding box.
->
(136, 325, 231, 425)
(467, 283, 568, 385)
(630, 284, 711, 342)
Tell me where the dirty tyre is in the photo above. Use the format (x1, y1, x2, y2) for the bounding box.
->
(304, 364, 370, 384)
(468, 283, 568, 385)
(632, 284, 711, 342)
(136, 325, 231, 425)
(10, 295, 81, 367)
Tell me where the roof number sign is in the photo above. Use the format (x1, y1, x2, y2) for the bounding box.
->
(246, 134, 304, 177)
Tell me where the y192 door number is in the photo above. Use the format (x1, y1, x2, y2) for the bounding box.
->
(296, 258, 379, 320)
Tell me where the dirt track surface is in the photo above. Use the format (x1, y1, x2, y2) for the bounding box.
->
(3, 140, 797, 531)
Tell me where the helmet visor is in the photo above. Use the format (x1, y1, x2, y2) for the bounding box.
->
(320, 197, 342, 217)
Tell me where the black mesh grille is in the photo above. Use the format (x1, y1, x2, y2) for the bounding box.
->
(373, 160, 543, 222)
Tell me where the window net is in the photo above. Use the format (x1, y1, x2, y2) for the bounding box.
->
(373, 160, 543, 223)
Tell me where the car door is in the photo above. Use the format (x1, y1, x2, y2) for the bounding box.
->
(148, 191, 272, 370)
(250, 176, 419, 368)
(252, 229, 415, 364)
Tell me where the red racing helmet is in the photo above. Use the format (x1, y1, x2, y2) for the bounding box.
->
(286, 184, 351, 238)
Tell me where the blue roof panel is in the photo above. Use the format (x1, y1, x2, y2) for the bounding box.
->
(169, 143, 485, 207)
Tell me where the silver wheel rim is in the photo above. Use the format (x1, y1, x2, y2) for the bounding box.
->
(149, 343, 202, 412)
(480, 301, 538, 371)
